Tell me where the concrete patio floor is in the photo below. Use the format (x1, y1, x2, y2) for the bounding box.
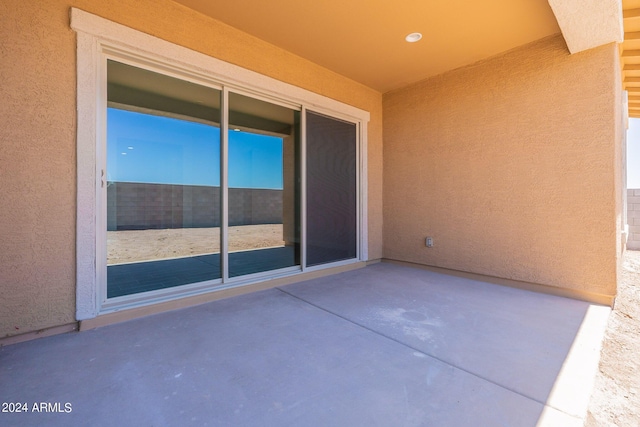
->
(0, 262, 610, 427)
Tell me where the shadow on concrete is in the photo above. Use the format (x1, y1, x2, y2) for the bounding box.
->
(1, 263, 608, 426)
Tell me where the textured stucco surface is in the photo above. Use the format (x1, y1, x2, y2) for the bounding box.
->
(383, 35, 621, 297)
(0, 0, 383, 338)
(0, 1, 78, 338)
(548, 0, 623, 54)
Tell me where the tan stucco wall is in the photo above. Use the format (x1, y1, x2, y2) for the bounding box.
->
(0, 0, 383, 338)
(383, 35, 622, 298)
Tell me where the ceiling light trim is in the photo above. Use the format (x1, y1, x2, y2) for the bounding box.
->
(405, 32, 423, 43)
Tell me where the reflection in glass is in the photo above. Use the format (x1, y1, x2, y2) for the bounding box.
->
(106, 60, 221, 298)
(227, 92, 301, 277)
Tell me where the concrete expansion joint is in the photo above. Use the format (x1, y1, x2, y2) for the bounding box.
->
(275, 287, 557, 411)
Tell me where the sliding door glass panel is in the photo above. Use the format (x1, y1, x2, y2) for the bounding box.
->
(306, 111, 357, 266)
(106, 60, 221, 298)
(227, 92, 300, 277)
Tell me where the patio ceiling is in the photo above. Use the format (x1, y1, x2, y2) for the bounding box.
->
(623, 0, 640, 118)
(172, 0, 561, 93)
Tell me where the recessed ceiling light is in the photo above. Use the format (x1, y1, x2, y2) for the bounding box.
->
(127, 146, 134, 150)
(405, 32, 422, 43)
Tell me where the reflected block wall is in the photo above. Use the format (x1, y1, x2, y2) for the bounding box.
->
(107, 182, 282, 230)
(628, 189, 640, 251)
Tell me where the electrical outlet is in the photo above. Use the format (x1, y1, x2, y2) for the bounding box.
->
(426, 237, 434, 247)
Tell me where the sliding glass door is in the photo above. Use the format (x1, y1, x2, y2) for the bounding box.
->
(106, 60, 222, 298)
(227, 92, 300, 277)
(104, 60, 357, 300)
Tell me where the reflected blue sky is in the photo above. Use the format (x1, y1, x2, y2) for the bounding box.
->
(107, 108, 284, 189)
(108, 107, 640, 190)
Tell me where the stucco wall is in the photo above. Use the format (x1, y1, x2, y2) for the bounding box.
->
(0, 0, 383, 338)
(383, 35, 621, 299)
(629, 189, 640, 250)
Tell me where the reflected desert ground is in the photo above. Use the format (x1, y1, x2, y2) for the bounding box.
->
(107, 224, 284, 265)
